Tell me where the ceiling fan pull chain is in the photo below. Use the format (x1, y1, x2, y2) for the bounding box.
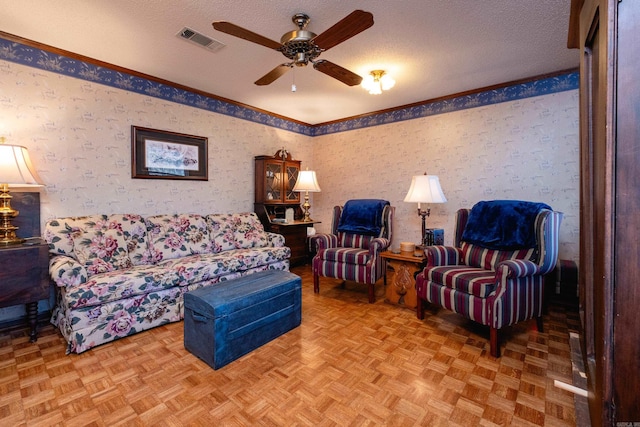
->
(291, 68, 297, 92)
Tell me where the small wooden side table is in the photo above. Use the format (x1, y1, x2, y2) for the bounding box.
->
(267, 220, 320, 267)
(0, 239, 50, 341)
(381, 250, 427, 310)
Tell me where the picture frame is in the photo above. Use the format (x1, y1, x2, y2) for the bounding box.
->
(131, 126, 208, 180)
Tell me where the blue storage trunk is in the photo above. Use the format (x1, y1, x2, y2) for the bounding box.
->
(184, 269, 302, 369)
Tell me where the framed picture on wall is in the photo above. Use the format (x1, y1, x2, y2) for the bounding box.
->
(131, 126, 208, 180)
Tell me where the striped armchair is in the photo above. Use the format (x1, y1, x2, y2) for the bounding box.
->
(312, 200, 394, 303)
(415, 202, 562, 357)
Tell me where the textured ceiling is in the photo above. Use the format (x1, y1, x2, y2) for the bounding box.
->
(0, 0, 578, 124)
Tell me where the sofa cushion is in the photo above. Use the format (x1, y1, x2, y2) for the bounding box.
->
(206, 214, 240, 252)
(145, 214, 211, 262)
(60, 247, 291, 311)
(230, 213, 269, 249)
(72, 228, 133, 275)
(44, 214, 150, 266)
(154, 251, 243, 286)
(425, 265, 497, 298)
(226, 246, 292, 271)
(61, 252, 241, 310)
(60, 264, 183, 310)
(460, 241, 534, 271)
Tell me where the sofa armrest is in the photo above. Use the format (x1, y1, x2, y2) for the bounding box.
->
(425, 245, 463, 267)
(49, 255, 87, 288)
(266, 232, 286, 247)
(310, 233, 338, 251)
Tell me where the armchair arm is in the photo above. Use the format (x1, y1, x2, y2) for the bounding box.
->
(425, 245, 463, 267)
(266, 232, 286, 247)
(368, 237, 391, 256)
(50, 255, 87, 288)
(310, 233, 338, 251)
(488, 259, 547, 328)
(498, 259, 545, 278)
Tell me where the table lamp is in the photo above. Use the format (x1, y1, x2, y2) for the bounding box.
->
(0, 138, 44, 245)
(403, 173, 446, 246)
(292, 169, 321, 222)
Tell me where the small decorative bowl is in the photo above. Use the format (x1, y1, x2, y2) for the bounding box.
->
(400, 242, 415, 253)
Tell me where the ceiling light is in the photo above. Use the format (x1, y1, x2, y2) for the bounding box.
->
(361, 70, 395, 95)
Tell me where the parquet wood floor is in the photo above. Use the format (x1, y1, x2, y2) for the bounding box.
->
(0, 265, 580, 426)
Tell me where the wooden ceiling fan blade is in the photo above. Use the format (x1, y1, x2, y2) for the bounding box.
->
(312, 10, 374, 51)
(255, 64, 292, 85)
(313, 60, 363, 86)
(212, 21, 282, 50)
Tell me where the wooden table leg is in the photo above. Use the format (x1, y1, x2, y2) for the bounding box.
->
(26, 301, 38, 342)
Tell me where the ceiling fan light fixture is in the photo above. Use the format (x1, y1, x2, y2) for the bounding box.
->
(361, 70, 395, 95)
(380, 73, 396, 90)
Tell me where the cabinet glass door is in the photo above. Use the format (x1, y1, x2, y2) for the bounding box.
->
(285, 165, 300, 202)
(265, 163, 282, 201)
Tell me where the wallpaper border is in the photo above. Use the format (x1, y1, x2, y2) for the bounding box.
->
(0, 35, 578, 136)
(312, 72, 579, 136)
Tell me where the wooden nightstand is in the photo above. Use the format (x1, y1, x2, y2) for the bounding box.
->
(0, 239, 50, 341)
(381, 250, 427, 310)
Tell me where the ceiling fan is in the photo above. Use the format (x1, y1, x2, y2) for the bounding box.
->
(212, 10, 374, 86)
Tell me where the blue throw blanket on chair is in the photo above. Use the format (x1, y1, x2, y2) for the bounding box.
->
(461, 200, 551, 250)
(337, 199, 390, 236)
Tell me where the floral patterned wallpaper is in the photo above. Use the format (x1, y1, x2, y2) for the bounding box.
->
(0, 55, 578, 322)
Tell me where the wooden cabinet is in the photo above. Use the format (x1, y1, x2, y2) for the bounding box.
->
(0, 240, 50, 341)
(568, 0, 640, 424)
(255, 149, 300, 205)
(255, 150, 319, 266)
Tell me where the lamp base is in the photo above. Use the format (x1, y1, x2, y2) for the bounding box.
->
(0, 233, 25, 246)
(418, 207, 431, 247)
(0, 184, 25, 245)
(301, 192, 313, 222)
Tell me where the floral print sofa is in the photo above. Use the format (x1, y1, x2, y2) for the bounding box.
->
(44, 212, 291, 354)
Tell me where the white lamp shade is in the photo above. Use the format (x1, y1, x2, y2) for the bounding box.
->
(0, 144, 44, 187)
(292, 170, 321, 193)
(404, 175, 446, 204)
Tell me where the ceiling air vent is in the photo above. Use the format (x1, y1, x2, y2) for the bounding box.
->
(177, 27, 225, 52)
